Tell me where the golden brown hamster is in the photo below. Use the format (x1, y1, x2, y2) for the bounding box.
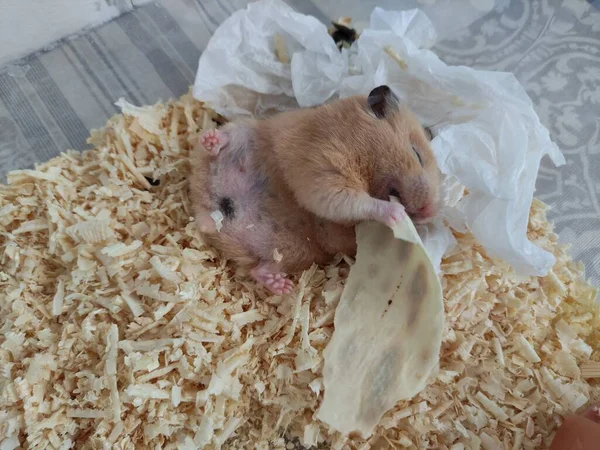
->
(188, 85, 441, 295)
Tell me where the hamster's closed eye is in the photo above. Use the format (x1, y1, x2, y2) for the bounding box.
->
(412, 146, 423, 166)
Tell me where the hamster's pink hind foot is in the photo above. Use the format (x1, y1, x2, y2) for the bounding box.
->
(200, 129, 229, 156)
(251, 263, 294, 295)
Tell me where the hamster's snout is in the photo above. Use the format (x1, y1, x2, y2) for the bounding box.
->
(412, 202, 437, 223)
(409, 189, 442, 223)
(379, 178, 440, 223)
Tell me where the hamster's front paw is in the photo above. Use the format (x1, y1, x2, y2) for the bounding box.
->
(200, 129, 229, 156)
(374, 200, 406, 228)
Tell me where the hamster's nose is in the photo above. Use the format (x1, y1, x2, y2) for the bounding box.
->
(418, 203, 435, 218)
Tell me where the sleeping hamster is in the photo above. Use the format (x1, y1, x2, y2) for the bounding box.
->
(188, 85, 441, 295)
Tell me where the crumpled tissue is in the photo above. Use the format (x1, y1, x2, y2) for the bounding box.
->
(193, 0, 565, 277)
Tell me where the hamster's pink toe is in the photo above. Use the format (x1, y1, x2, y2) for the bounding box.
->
(251, 265, 294, 296)
(281, 279, 294, 294)
(200, 129, 229, 156)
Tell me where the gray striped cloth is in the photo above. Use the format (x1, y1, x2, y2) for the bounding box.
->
(0, 0, 326, 179)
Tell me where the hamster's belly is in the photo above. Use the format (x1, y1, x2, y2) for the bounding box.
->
(204, 148, 348, 271)
(205, 149, 275, 260)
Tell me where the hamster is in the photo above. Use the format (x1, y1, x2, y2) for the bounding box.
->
(188, 85, 441, 295)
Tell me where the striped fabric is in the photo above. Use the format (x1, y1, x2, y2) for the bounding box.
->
(0, 0, 326, 179)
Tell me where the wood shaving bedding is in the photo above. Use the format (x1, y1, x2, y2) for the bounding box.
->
(0, 92, 599, 450)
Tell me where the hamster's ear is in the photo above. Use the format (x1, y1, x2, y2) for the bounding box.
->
(367, 85, 400, 119)
(424, 126, 433, 141)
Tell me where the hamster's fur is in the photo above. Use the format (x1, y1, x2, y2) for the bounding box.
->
(188, 85, 441, 294)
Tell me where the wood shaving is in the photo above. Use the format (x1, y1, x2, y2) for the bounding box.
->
(384, 45, 408, 70)
(211, 210, 224, 232)
(273, 248, 283, 263)
(1, 92, 599, 450)
(336, 17, 353, 28)
(273, 33, 290, 64)
(581, 362, 600, 379)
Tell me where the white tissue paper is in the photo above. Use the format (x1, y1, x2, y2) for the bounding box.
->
(193, 0, 565, 277)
